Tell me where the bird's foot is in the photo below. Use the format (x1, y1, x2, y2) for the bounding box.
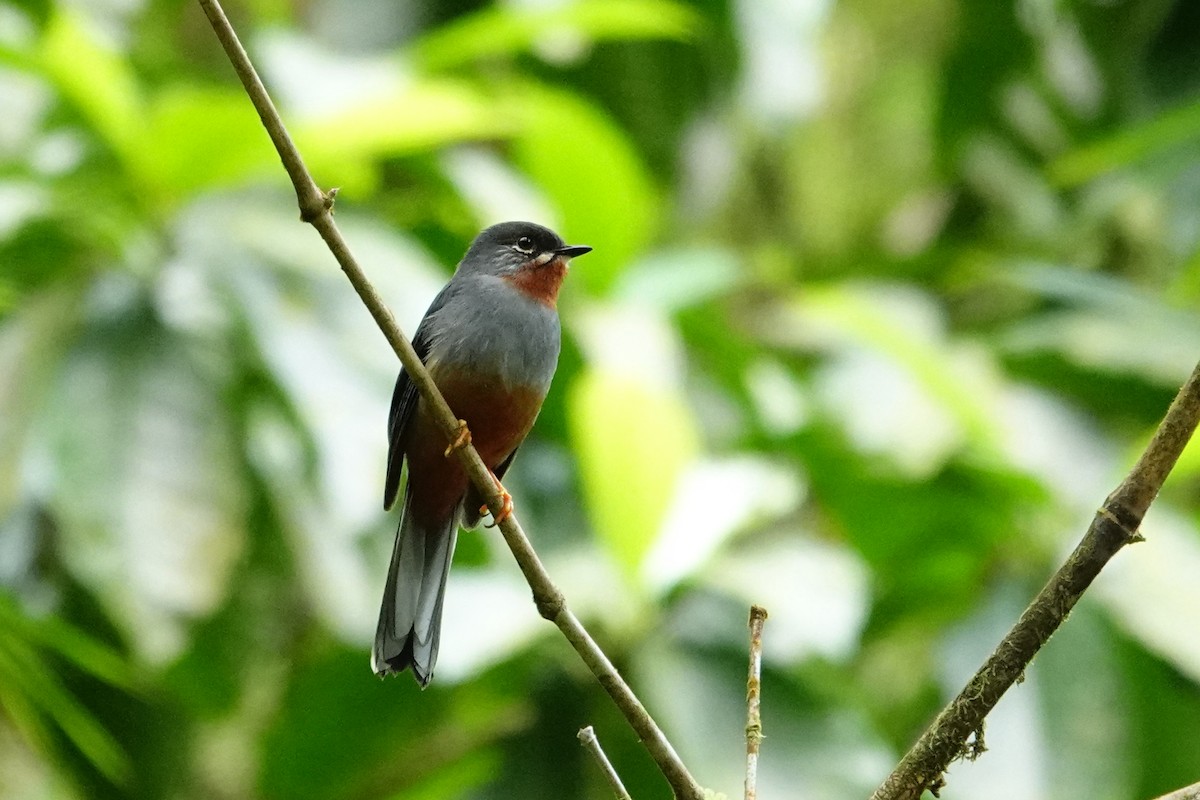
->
(483, 471, 513, 528)
(483, 491, 513, 527)
(443, 419, 472, 457)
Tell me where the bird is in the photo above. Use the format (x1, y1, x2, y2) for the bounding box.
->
(373, 221, 591, 686)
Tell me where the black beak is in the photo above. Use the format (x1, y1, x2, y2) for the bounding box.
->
(555, 245, 592, 258)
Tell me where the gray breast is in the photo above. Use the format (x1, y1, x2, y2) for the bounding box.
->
(424, 275, 561, 392)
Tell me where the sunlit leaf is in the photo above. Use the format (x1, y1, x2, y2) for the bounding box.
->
(0, 630, 130, 784)
(1049, 99, 1200, 187)
(37, 8, 142, 165)
(998, 265, 1200, 384)
(510, 84, 657, 295)
(411, 0, 700, 71)
(704, 535, 870, 663)
(569, 368, 698, 580)
(1166, 420, 1200, 483)
(294, 78, 513, 194)
(137, 86, 277, 201)
(808, 286, 999, 445)
(644, 458, 803, 594)
(765, 283, 1003, 474)
(0, 599, 139, 692)
(0, 640, 55, 759)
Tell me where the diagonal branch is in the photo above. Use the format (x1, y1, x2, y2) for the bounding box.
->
(1155, 780, 1200, 800)
(871, 360, 1200, 800)
(195, 2, 704, 798)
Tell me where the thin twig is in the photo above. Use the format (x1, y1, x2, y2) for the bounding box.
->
(745, 606, 768, 800)
(195, 3, 704, 798)
(1155, 780, 1200, 800)
(578, 726, 633, 800)
(871, 360, 1200, 800)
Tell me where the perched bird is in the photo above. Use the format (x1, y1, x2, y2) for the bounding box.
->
(373, 221, 591, 685)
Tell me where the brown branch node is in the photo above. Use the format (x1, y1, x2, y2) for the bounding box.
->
(535, 588, 566, 622)
(1096, 505, 1142, 544)
(300, 187, 337, 222)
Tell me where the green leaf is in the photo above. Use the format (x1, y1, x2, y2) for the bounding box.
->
(0, 283, 15, 314)
(997, 265, 1200, 385)
(1048, 99, 1200, 187)
(260, 646, 526, 800)
(137, 85, 278, 201)
(796, 283, 1002, 456)
(0, 631, 131, 785)
(0, 599, 139, 692)
(294, 78, 513, 193)
(37, 8, 142, 166)
(510, 84, 657, 295)
(1118, 633, 1200, 798)
(1167, 421, 1200, 483)
(411, 0, 700, 71)
(568, 368, 699, 579)
(0, 643, 55, 758)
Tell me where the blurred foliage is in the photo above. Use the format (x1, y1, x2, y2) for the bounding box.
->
(3, 0, 1200, 798)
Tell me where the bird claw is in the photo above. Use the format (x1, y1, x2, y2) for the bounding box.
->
(484, 489, 513, 528)
(483, 470, 513, 528)
(444, 420, 472, 457)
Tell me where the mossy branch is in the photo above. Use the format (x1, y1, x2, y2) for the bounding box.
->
(871, 361, 1200, 800)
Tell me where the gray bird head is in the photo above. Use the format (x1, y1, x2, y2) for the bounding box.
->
(456, 221, 591, 278)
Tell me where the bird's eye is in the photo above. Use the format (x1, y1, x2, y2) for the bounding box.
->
(515, 236, 535, 254)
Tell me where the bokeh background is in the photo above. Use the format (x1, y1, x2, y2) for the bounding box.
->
(3, 0, 1200, 798)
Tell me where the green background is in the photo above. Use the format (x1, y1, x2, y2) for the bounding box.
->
(2, 0, 1200, 798)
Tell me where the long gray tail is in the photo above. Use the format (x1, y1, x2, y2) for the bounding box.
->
(372, 496, 459, 686)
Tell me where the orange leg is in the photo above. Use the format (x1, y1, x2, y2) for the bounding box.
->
(482, 470, 513, 528)
(443, 419, 472, 457)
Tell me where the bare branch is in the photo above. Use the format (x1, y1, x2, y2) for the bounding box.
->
(871, 360, 1200, 800)
(195, 2, 703, 798)
(579, 726, 633, 800)
(1155, 780, 1200, 800)
(745, 605, 768, 800)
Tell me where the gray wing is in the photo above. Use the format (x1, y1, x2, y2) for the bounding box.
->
(383, 285, 453, 510)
